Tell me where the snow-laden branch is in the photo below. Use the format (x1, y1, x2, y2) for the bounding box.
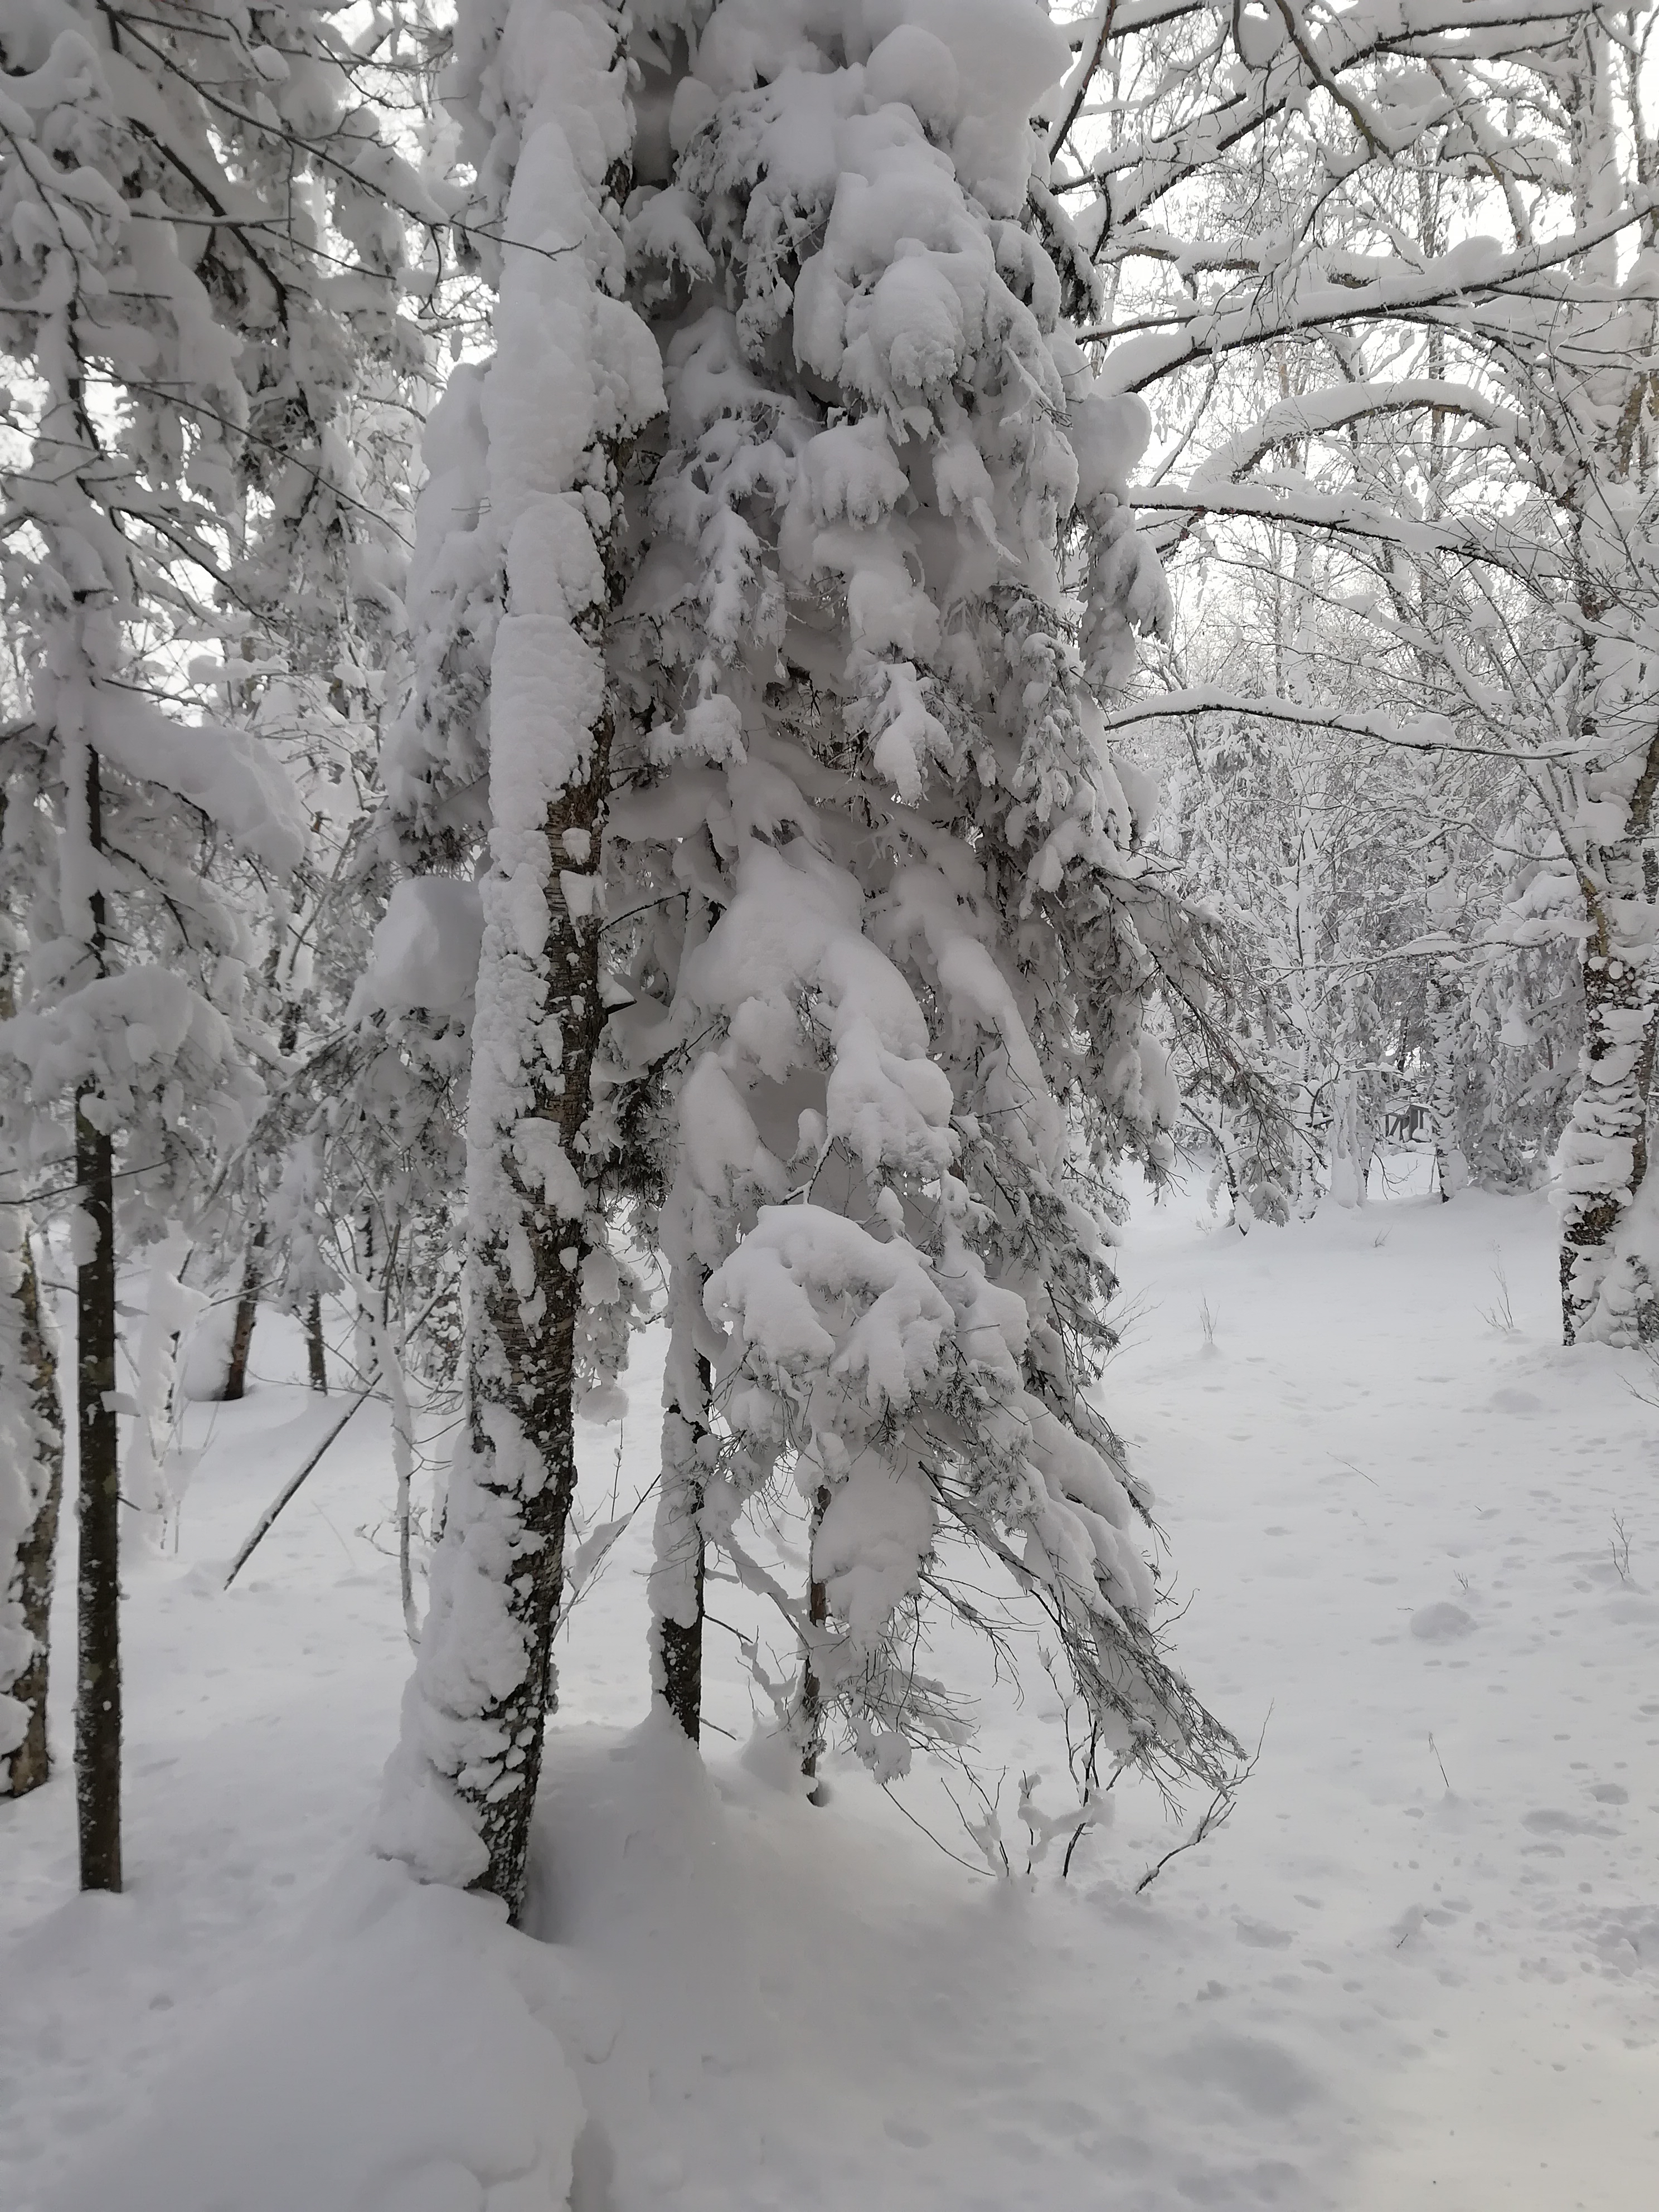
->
(1085, 196, 1659, 389)
(1136, 479, 1560, 580)
(1187, 379, 1526, 483)
(1101, 690, 1580, 761)
(1064, 1, 1594, 235)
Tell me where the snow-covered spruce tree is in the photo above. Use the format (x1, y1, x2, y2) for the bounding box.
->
(0, 2, 427, 1884)
(375, 0, 664, 1920)
(609, 1, 1233, 1790)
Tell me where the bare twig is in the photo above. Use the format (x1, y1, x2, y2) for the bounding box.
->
(222, 1389, 375, 1589)
(222, 1281, 450, 1588)
(1135, 1714, 1267, 1895)
(1611, 1514, 1633, 1586)
(879, 1780, 997, 1879)
(1134, 1782, 1238, 1894)
(1479, 1259, 1517, 1334)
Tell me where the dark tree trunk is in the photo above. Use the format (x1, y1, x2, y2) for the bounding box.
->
(653, 1340, 709, 1743)
(221, 1223, 266, 1402)
(800, 1483, 829, 1801)
(352, 1202, 376, 1384)
(657, 1547, 705, 1742)
(3, 1229, 64, 1799)
(75, 748, 121, 1891)
(305, 1292, 328, 1393)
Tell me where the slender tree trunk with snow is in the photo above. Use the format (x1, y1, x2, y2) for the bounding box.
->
(1424, 968, 1469, 1201)
(1422, 818, 1470, 1203)
(443, 610, 619, 1910)
(1, 1219, 62, 1799)
(1425, 963, 1469, 1203)
(391, 662, 617, 1910)
(374, 0, 662, 1922)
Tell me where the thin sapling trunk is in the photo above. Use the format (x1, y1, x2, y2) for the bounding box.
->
(75, 748, 121, 1892)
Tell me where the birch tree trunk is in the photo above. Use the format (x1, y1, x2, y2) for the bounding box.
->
(1546, 21, 1659, 1346)
(1557, 725, 1659, 1345)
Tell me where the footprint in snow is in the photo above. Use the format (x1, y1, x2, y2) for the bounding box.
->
(1490, 1386, 1544, 1415)
(1410, 1601, 1476, 1641)
(1522, 1808, 1618, 1838)
(1391, 1903, 1426, 1946)
(882, 2116, 930, 2149)
(1180, 2030, 1320, 2116)
(1234, 1918, 1293, 1949)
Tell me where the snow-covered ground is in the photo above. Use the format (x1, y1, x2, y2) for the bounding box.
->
(3, 1167, 1657, 2211)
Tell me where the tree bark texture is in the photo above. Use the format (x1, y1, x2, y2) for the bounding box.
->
(1558, 725, 1659, 1345)
(799, 1484, 830, 1797)
(459, 748, 611, 1915)
(221, 1221, 266, 1401)
(1, 1226, 64, 1798)
(652, 1337, 710, 1743)
(305, 1292, 328, 1393)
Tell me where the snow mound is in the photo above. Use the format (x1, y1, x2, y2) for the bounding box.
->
(47, 1864, 582, 2212)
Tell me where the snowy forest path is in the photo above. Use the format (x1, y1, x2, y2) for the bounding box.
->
(2, 1179, 1657, 2210)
